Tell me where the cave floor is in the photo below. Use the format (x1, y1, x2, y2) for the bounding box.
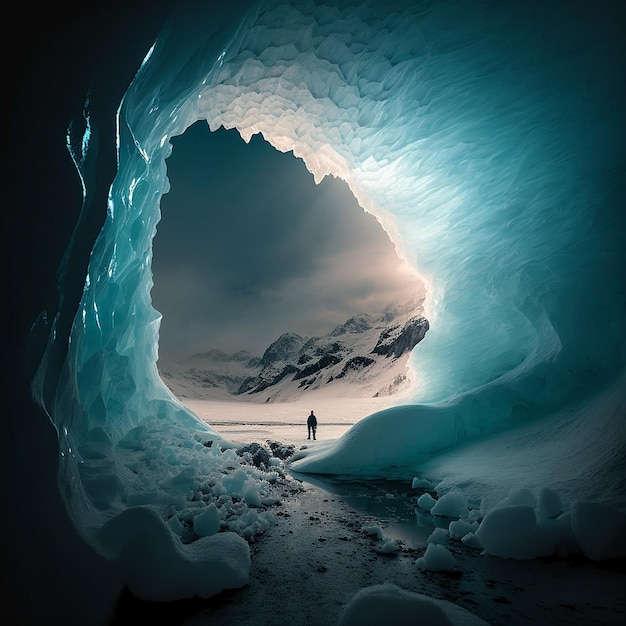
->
(113, 476, 626, 626)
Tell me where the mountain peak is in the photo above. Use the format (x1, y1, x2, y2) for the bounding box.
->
(329, 314, 373, 336)
(158, 300, 428, 402)
(261, 332, 309, 367)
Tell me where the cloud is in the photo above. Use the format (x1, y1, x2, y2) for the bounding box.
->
(152, 122, 423, 359)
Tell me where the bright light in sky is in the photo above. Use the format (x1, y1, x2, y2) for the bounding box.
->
(151, 122, 425, 358)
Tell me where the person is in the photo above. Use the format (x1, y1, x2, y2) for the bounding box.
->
(307, 410, 317, 440)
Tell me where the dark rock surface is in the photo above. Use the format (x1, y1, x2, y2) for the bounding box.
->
(372, 317, 429, 359)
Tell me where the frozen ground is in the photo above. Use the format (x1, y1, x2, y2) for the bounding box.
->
(114, 471, 626, 626)
(112, 396, 626, 626)
(183, 395, 398, 444)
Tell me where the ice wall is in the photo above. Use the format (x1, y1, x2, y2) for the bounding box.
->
(30, 0, 625, 599)
(194, 0, 624, 411)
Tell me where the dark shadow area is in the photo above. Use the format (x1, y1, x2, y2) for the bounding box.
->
(111, 587, 240, 626)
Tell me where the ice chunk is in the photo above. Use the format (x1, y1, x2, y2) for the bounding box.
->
(430, 492, 467, 518)
(193, 503, 222, 537)
(536, 488, 562, 520)
(412, 477, 435, 490)
(427, 527, 449, 545)
(417, 493, 437, 511)
(475, 505, 559, 559)
(448, 519, 477, 540)
(415, 544, 458, 572)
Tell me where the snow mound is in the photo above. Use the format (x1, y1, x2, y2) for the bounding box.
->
(338, 583, 488, 625)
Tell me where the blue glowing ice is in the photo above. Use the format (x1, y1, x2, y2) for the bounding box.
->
(29, 0, 625, 614)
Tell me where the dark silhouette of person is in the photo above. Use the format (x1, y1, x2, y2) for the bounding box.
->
(307, 410, 317, 440)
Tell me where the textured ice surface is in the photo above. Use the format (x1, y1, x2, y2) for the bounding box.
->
(30, 0, 625, 607)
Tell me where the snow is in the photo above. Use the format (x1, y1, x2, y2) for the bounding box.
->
(157, 299, 426, 403)
(98, 395, 624, 623)
(96, 506, 250, 602)
(182, 394, 400, 443)
(54, 382, 623, 623)
(20, 380, 620, 623)
(338, 584, 488, 626)
(11, 0, 625, 624)
(536, 488, 563, 520)
(475, 505, 560, 560)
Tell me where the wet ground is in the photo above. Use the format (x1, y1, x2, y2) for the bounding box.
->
(114, 473, 626, 625)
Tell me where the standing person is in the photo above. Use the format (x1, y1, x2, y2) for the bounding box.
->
(307, 410, 317, 440)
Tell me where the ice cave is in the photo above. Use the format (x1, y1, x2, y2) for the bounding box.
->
(6, 0, 625, 624)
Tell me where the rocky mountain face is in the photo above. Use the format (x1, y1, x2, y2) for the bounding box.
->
(158, 300, 428, 402)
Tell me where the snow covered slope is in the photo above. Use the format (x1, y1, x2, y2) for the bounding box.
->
(158, 299, 428, 402)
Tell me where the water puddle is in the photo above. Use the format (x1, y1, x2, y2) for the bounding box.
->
(289, 471, 438, 549)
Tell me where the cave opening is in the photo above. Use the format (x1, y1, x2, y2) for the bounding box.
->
(151, 120, 426, 414)
(9, 2, 625, 624)
(33, 0, 624, 546)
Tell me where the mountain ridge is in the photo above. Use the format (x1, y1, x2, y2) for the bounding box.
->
(158, 299, 428, 402)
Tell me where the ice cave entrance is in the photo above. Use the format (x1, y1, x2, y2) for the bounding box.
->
(151, 121, 426, 416)
(50, 6, 442, 490)
(43, 0, 624, 542)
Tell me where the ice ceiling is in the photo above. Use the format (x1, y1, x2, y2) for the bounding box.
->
(31, 0, 624, 581)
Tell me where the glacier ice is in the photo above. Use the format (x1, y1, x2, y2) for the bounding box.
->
(12, 0, 626, 622)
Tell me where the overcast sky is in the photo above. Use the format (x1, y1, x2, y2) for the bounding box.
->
(151, 121, 423, 360)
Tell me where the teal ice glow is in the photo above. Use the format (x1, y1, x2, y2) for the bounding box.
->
(37, 0, 625, 530)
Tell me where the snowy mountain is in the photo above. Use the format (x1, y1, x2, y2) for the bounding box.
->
(158, 300, 429, 402)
